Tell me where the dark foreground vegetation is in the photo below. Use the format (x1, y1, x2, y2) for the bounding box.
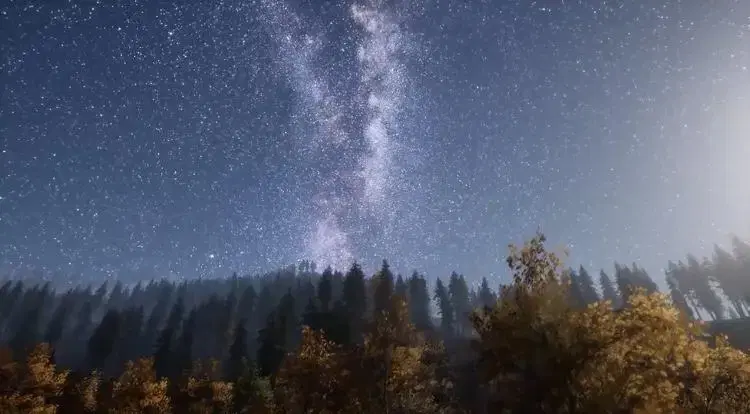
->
(2, 234, 750, 413)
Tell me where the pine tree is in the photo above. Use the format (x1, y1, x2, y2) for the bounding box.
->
(563, 268, 586, 309)
(434, 278, 454, 339)
(449, 272, 471, 336)
(713, 244, 746, 317)
(153, 298, 184, 380)
(113, 306, 145, 374)
(318, 267, 333, 312)
(478, 277, 497, 309)
(256, 311, 285, 377)
(615, 263, 658, 303)
(577, 266, 600, 305)
(685, 255, 724, 320)
(343, 262, 367, 343)
(373, 260, 395, 317)
(142, 286, 174, 353)
(9, 306, 42, 359)
(302, 297, 320, 331)
(395, 274, 408, 299)
(176, 309, 197, 378)
(227, 319, 249, 381)
(44, 295, 73, 348)
(87, 309, 121, 372)
(408, 272, 432, 331)
(665, 266, 694, 319)
(237, 285, 257, 326)
(598, 270, 621, 308)
(278, 288, 298, 347)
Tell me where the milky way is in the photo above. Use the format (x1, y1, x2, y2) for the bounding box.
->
(1, 1, 749, 286)
(257, 0, 419, 271)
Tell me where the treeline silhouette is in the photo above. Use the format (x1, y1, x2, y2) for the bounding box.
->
(2, 234, 750, 412)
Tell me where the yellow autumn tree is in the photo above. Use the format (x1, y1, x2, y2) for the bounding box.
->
(470, 233, 750, 413)
(179, 359, 234, 414)
(274, 325, 348, 413)
(471, 234, 587, 413)
(571, 291, 704, 413)
(678, 335, 750, 413)
(361, 295, 444, 414)
(275, 295, 444, 414)
(58, 371, 100, 413)
(109, 357, 170, 414)
(0, 343, 68, 414)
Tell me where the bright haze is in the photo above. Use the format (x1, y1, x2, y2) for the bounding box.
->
(1, 1, 749, 285)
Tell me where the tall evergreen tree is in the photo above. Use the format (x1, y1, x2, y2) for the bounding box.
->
(563, 268, 586, 308)
(373, 259, 395, 317)
(256, 310, 285, 377)
(577, 266, 600, 305)
(317, 267, 333, 312)
(343, 262, 367, 343)
(227, 319, 249, 381)
(176, 308, 197, 377)
(87, 309, 121, 371)
(478, 277, 497, 309)
(449, 272, 471, 336)
(278, 288, 298, 347)
(44, 295, 73, 347)
(237, 285, 257, 324)
(685, 255, 724, 320)
(408, 272, 432, 331)
(153, 298, 184, 379)
(615, 263, 658, 303)
(434, 278, 454, 339)
(713, 244, 746, 317)
(301, 297, 320, 330)
(665, 263, 694, 320)
(395, 274, 408, 299)
(141, 286, 174, 352)
(10, 306, 42, 359)
(114, 305, 145, 374)
(598, 270, 621, 308)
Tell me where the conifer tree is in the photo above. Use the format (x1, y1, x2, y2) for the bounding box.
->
(318, 266, 333, 312)
(408, 271, 432, 331)
(175, 309, 197, 377)
(373, 260, 395, 317)
(343, 262, 367, 343)
(598, 269, 621, 308)
(395, 274, 408, 299)
(256, 311, 285, 377)
(87, 309, 121, 372)
(449, 272, 471, 336)
(478, 277, 497, 309)
(227, 319, 249, 382)
(9, 306, 42, 359)
(434, 278, 454, 339)
(44, 295, 73, 348)
(577, 265, 600, 305)
(154, 297, 184, 379)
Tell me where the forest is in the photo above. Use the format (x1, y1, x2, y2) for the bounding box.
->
(2, 233, 750, 413)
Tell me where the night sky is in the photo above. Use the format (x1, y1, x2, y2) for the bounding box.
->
(1, 0, 749, 286)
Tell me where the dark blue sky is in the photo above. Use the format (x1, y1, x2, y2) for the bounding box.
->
(1, 0, 749, 286)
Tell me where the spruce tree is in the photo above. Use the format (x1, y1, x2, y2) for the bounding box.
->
(87, 309, 121, 372)
(343, 262, 367, 343)
(373, 259, 395, 317)
(408, 271, 432, 331)
(434, 278, 454, 339)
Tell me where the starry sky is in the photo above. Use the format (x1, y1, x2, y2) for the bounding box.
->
(1, 0, 749, 286)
